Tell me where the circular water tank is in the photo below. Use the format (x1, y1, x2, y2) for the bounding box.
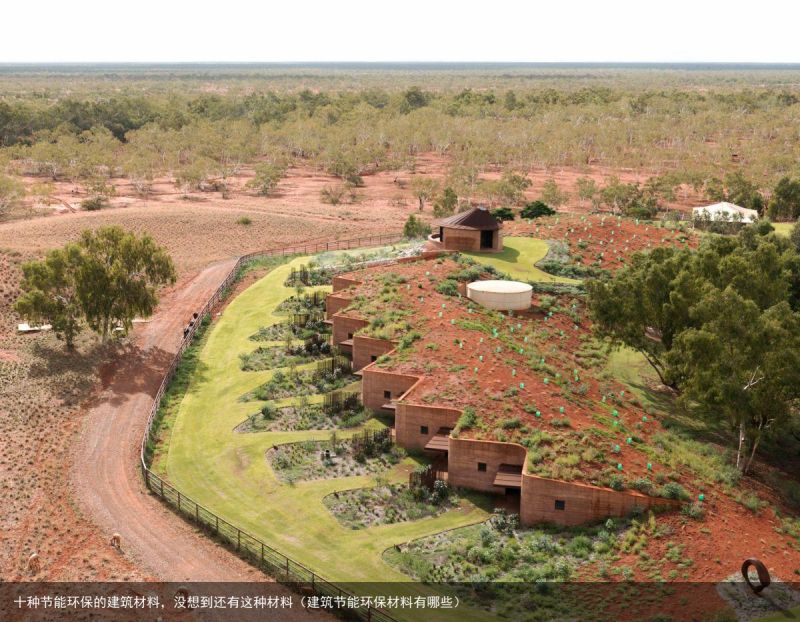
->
(466, 280, 532, 311)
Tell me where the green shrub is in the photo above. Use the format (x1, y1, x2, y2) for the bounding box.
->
(520, 200, 555, 219)
(81, 196, 109, 211)
(630, 477, 655, 495)
(609, 474, 626, 491)
(236, 216, 253, 225)
(491, 207, 515, 221)
(681, 502, 705, 520)
(500, 417, 522, 430)
(455, 407, 477, 433)
(660, 482, 690, 501)
(435, 278, 459, 296)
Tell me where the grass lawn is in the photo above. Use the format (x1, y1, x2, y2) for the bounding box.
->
(753, 606, 800, 622)
(465, 236, 580, 284)
(163, 256, 491, 614)
(773, 222, 795, 237)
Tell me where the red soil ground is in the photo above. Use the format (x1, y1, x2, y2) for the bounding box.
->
(0, 153, 706, 277)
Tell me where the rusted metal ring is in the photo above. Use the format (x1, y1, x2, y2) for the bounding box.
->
(741, 558, 771, 594)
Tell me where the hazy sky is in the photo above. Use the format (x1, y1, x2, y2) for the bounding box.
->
(2, 0, 799, 63)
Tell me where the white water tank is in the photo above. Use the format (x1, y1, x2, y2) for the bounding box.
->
(466, 280, 532, 311)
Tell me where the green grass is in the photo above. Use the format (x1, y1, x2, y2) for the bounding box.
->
(752, 606, 800, 622)
(464, 236, 580, 284)
(772, 222, 795, 237)
(163, 256, 490, 603)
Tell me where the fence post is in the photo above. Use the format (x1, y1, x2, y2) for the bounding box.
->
(261, 542, 264, 565)
(237, 530, 241, 551)
(160, 478, 164, 497)
(177, 490, 181, 512)
(195, 503, 199, 523)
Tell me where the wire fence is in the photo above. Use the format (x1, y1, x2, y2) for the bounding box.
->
(140, 231, 405, 622)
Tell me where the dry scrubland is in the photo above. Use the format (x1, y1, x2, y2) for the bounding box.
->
(1, 65, 799, 585)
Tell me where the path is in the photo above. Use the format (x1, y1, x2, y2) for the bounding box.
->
(71, 257, 266, 582)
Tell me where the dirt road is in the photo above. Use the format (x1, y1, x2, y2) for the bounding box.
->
(71, 257, 266, 582)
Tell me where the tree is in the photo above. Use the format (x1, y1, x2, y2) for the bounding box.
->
(588, 227, 800, 472)
(724, 172, 764, 213)
(668, 292, 800, 473)
(0, 174, 25, 214)
(15, 245, 85, 349)
(576, 177, 598, 208)
(705, 172, 764, 213)
(432, 187, 458, 218)
(411, 178, 440, 212)
(75, 227, 176, 341)
(497, 171, 531, 205)
(790, 218, 800, 253)
(540, 178, 568, 208)
(598, 176, 659, 218)
(403, 214, 431, 239)
(402, 87, 430, 111)
(520, 200, 555, 219)
(587, 246, 694, 388)
(768, 176, 800, 221)
(246, 162, 287, 196)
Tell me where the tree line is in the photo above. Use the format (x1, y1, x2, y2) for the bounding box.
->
(3, 84, 800, 215)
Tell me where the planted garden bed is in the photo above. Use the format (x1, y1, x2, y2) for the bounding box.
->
(249, 316, 329, 342)
(236, 401, 369, 432)
(385, 510, 668, 620)
(239, 339, 332, 371)
(241, 364, 356, 401)
(274, 291, 326, 316)
(267, 429, 403, 483)
(324, 480, 457, 529)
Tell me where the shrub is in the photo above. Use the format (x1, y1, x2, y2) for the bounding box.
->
(609, 474, 626, 491)
(455, 407, 477, 432)
(320, 183, 355, 205)
(81, 196, 109, 211)
(236, 216, 253, 225)
(630, 477, 655, 495)
(403, 214, 431, 239)
(682, 502, 705, 520)
(491, 207, 515, 221)
(500, 417, 522, 430)
(660, 482, 690, 501)
(520, 200, 555, 219)
(435, 278, 459, 296)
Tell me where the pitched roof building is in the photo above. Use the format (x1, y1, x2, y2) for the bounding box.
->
(429, 207, 503, 252)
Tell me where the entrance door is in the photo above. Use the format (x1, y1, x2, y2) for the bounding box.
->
(480, 230, 493, 249)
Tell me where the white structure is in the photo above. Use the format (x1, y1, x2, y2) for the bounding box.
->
(467, 280, 532, 311)
(692, 202, 758, 224)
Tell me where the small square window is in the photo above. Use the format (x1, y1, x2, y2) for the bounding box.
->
(555, 499, 566, 511)
(383, 390, 391, 399)
(347, 332, 353, 339)
(371, 355, 377, 362)
(420, 425, 429, 435)
(477, 462, 487, 472)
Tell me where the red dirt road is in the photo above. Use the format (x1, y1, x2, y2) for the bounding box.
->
(70, 257, 267, 582)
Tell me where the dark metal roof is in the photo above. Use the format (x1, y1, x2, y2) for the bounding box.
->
(434, 207, 500, 231)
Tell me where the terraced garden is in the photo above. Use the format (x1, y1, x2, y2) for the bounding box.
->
(158, 253, 491, 596)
